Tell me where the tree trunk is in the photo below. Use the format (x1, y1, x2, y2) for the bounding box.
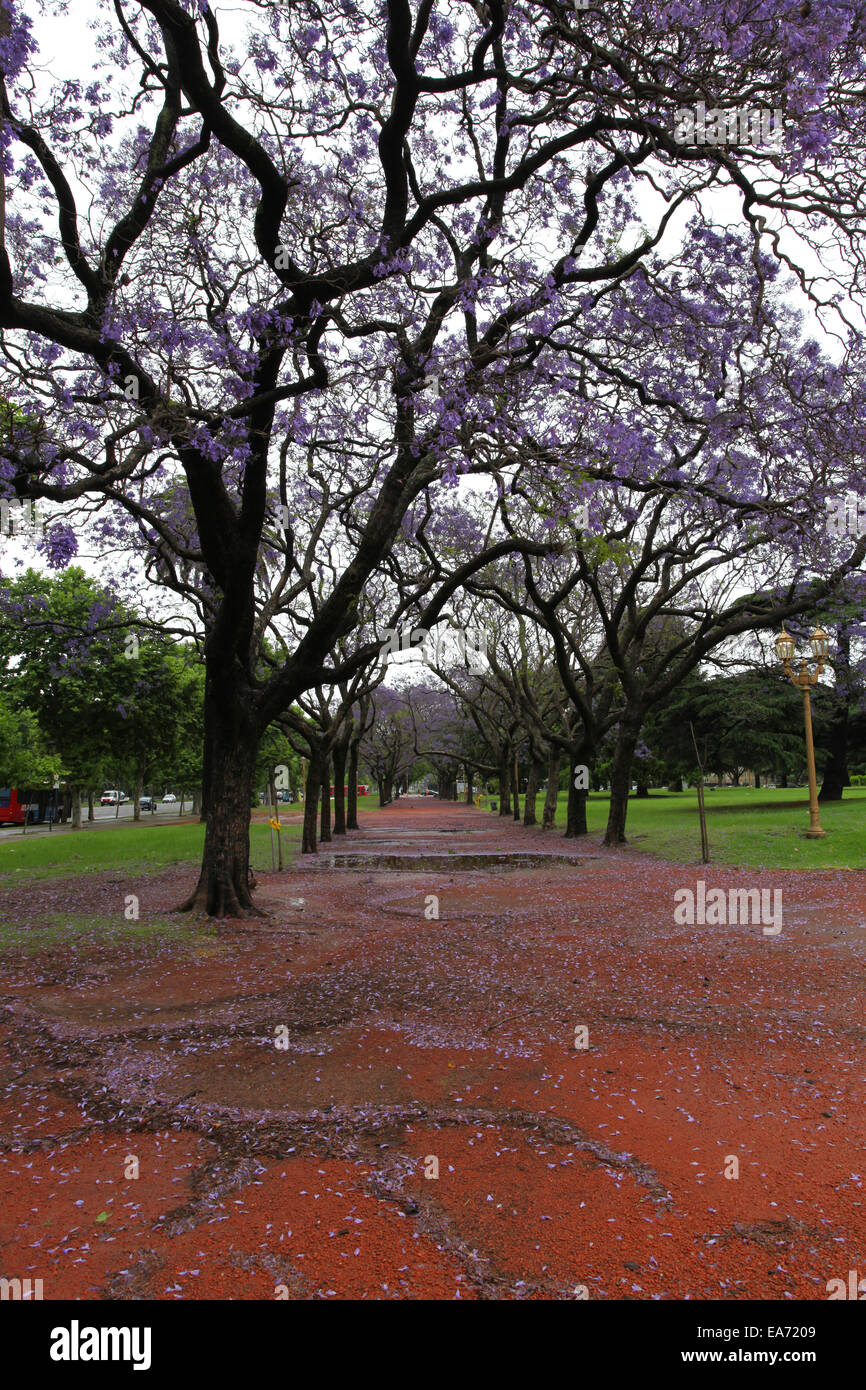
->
(523, 759, 542, 826)
(464, 766, 474, 803)
(347, 741, 360, 829)
(87, 790, 94, 821)
(376, 777, 388, 807)
(333, 740, 347, 834)
(71, 785, 82, 830)
(303, 754, 322, 853)
(320, 754, 332, 842)
(819, 703, 849, 801)
(564, 754, 588, 837)
(604, 724, 640, 846)
(498, 752, 511, 816)
(512, 751, 521, 821)
(542, 750, 560, 828)
(133, 770, 143, 822)
(176, 714, 260, 916)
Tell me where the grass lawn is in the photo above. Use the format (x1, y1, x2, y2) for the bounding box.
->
(3, 788, 864, 879)
(538, 784, 866, 870)
(0, 795, 381, 880)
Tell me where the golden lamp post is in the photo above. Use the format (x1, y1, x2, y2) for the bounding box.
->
(775, 625, 830, 839)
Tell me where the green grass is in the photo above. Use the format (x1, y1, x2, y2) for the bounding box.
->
(4, 787, 861, 880)
(539, 785, 866, 870)
(0, 795, 381, 880)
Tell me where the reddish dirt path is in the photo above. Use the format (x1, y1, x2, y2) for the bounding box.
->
(1, 798, 864, 1300)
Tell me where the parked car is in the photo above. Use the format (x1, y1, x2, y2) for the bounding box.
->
(162, 792, 177, 804)
(426, 789, 439, 797)
(139, 795, 155, 812)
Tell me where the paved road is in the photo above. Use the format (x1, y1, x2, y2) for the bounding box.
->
(0, 802, 191, 839)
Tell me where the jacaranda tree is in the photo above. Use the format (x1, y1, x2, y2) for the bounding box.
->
(2, 0, 866, 912)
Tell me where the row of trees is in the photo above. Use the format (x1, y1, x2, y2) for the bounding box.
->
(2, 1, 866, 910)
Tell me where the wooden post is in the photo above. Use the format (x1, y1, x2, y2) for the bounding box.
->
(690, 722, 710, 864)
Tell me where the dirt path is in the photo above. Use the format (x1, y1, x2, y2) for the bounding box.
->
(1, 798, 864, 1300)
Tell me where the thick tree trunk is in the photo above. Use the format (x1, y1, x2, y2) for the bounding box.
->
(347, 741, 360, 829)
(303, 754, 322, 853)
(564, 754, 588, 838)
(332, 740, 347, 834)
(320, 755, 332, 842)
(523, 760, 542, 826)
(542, 750, 560, 829)
(512, 752, 521, 821)
(498, 752, 511, 816)
(133, 770, 143, 821)
(71, 785, 82, 830)
(87, 790, 95, 821)
(176, 710, 260, 916)
(819, 703, 849, 801)
(464, 766, 474, 803)
(604, 724, 640, 845)
(376, 777, 388, 807)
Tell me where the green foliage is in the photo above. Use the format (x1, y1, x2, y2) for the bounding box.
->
(0, 694, 59, 786)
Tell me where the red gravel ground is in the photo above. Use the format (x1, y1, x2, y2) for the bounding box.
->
(0, 799, 863, 1300)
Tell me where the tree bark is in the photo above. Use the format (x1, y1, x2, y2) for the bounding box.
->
(347, 740, 360, 828)
(464, 766, 474, 803)
(302, 753, 322, 854)
(523, 759, 542, 826)
(542, 750, 560, 829)
(176, 723, 260, 916)
(332, 739, 348, 834)
(87, 790, 95, 821)
(498, 751, 511, 816)
(320, 754, 332, 842)
(512, 751, 521, 821)
(564, 754, 588, 837)
(604, 724, 640, 845)
(133, 770, 143, 821)
(819, 703, 849, 801)
(71, 785, 82, 830)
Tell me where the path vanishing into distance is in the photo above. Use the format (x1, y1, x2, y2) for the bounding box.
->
(1, 798, 864, 1299)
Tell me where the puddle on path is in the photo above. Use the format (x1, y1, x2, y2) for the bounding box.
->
(306, 853, 583, 872)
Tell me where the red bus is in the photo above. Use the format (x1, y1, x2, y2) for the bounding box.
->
(0, 787, 61, 826)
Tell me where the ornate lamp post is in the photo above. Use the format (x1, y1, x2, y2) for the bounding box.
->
(775, 625, 830, 839)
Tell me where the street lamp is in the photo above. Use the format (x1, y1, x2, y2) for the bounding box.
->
(775, 624, 830, 839)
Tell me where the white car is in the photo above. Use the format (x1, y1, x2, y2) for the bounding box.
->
(161, 792, 177, 804)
